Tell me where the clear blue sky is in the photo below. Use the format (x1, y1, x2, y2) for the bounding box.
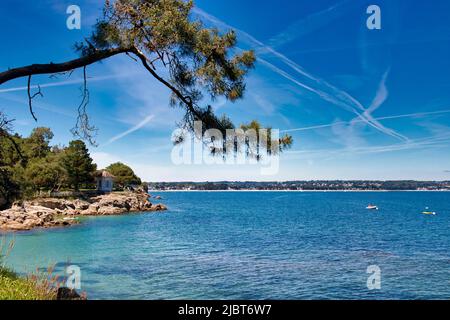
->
(1, 0, 450, 181)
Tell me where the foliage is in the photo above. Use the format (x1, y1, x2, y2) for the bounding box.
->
(25, 153, 67, 193)
(0, 115, 101, 206)
(61, 140, 97, 191)
(1, 0, 292, 158)
(73, 0, 291, 154)
(105, 162, 142, 189)
(1, 239, 57, 300)
(0, 167, 22, 209)
(24, 127, 54, 159)
(88, 0, 255, 107)
(0, 273, 58, 300)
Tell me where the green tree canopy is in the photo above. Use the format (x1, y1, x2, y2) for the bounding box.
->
(61, 140, 97, 191)
(24, 127, 54, 159)
(0, 0, 292, 155)
(106, 162, 142, 189)
(25, 153, 67, 193)
(1, 112, 25, 207)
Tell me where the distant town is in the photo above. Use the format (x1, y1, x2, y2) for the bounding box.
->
(147, 181, 450, 191)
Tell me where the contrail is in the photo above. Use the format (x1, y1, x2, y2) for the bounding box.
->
(104, 114, 155, 145)
(282, 108, 450, 133)
(193, 7, 408, 142)
(286, 133, 450, 158)
(268, 0, 354, 48)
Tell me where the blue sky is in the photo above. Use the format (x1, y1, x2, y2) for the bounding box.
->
(1, 0, 450, 181)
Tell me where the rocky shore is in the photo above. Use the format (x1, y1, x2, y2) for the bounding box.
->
(0, 192, 167, 231)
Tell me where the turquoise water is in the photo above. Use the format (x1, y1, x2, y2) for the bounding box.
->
(2, 191, 450, 299)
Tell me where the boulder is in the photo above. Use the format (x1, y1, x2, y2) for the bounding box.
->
(81, 204, 99, 215)
(29, 199, 66, 210)
(57, 287, 84, 300)
(3, 222, 31, 231)
(151, 204, 167, 211)
(97, 206, 125, 215)
(0, 191, 167, 231)
(72, 199, 90, 210)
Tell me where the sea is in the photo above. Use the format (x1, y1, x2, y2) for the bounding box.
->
(2, 191, 450, 299)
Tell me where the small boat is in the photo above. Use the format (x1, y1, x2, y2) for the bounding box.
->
(366, 205, 378, 210)
(422, 207, 436, 215)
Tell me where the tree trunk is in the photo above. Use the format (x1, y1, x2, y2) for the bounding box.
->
(0, 47, 132, 85)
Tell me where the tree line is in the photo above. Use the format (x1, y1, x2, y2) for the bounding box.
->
(0, 112, 141, 209)
(148, 180, 450, 191)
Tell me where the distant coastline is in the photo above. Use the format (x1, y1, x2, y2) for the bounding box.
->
(147, 180, 450, 192)
(149, 189, 450, 192)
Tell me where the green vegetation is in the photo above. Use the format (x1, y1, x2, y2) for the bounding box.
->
(148, 180, 450, 191)
(0, 112, 97, 209)
(61, 140, 97, 191)
(0, 111, 148, 210)
(106, 162, 141, 189)
(0, 0, 292, 153)
(0, 268, 57, 300)
(1, 0, 294, 207)
(0, 239, 57, 300)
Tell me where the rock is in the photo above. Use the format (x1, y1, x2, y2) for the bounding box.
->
(3, 222, 31, 231)
(29, 199, 66, 210)
(97, 206, 125, 215)
(73, 199, 90, 210)
(0, 191, 167, 231)
(151, 204, 167, 211)
(23, 218, 38, 227)
(81, 203, 99, 215)
(57, 287, 84, 300)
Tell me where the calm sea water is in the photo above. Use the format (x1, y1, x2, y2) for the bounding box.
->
(2, 191, 450, 299)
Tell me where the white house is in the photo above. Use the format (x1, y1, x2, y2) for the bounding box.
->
(95, 170, 115, 192)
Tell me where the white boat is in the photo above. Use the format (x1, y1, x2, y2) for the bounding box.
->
(422, 207, 436, 215)
(366, 205, 378, 210)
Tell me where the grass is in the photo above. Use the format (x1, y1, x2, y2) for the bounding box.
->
(0, 267, 57, 300)
(0, 238, 58, 300)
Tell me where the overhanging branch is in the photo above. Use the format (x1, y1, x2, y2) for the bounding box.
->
(0, 47, 133, 85)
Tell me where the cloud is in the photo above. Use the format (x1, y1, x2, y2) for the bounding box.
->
(287, 131, 450, 159)
(282, 108, 450, 133)
(193, 7, 408, 143)
(0, 92, 76, 118)
(251, 93, 275, 114)
(91, 151, 123, 169)
(268, 0, 355, 48)
(104, 55, 182, 129)
(0, 73, 135, 94)
(366, 69, 390, 115)
(104, 114, 155, 145)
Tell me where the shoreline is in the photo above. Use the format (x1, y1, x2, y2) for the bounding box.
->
(149, 189, 450, 192)
(0, 191, 167, 232)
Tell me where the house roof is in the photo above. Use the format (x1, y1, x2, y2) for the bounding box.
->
(94, 170, 115, 178)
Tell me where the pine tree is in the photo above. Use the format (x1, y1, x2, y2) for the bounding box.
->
(61, 140, 96, 191)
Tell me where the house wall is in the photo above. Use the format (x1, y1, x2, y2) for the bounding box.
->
(96, 177, 113, 192)
(102, 178, 113, 192)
